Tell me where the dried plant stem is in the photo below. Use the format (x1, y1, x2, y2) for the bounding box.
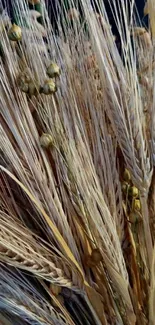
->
(0, 0, 155, 324)
(140, 192, 153, 270)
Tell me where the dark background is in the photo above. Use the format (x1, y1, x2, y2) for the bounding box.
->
(48, 0, 148, 33)
(136, 0, 146, 19)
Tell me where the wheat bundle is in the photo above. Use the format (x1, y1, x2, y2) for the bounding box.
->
(0, 0, 154, 324)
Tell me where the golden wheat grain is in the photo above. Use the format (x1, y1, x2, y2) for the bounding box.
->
(0, 212, 83, 290)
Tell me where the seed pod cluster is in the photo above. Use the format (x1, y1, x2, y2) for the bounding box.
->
(39, 62, 60, 95)
(122, 168, 141, 224)
(122, 169, 139, 198)
(10, 24, 60, 98)
(17, 73, 38, 97)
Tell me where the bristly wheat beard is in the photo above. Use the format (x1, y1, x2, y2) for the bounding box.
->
(0, 1, 154, 325)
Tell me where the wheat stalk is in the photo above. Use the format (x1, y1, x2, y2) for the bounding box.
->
(0, 212, 83, 290)
(0, 0, 155, 324)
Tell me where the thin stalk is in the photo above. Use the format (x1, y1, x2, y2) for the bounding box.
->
(140, 191, 153, 271)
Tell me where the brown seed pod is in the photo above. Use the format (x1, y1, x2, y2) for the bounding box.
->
(86, 249, 102, 267)
(40, 133, 53, 148)
(47, 62, 60, 78)
(8, 24, 22, 41)
(40, 79, 57, 95)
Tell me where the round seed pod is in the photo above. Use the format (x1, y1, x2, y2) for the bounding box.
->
(122, 182, 129, 194)
(133, 199, 141, 212)
(40, 79, 57, 95)
(47, 62, 60, 78)
(123, 168, 131, 182)
(8, 24, 22, 41)
(40, 133, 53, 148)
(129, 186, 139, 198)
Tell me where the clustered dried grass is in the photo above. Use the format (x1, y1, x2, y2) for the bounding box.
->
(0, 0, 155, 324)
